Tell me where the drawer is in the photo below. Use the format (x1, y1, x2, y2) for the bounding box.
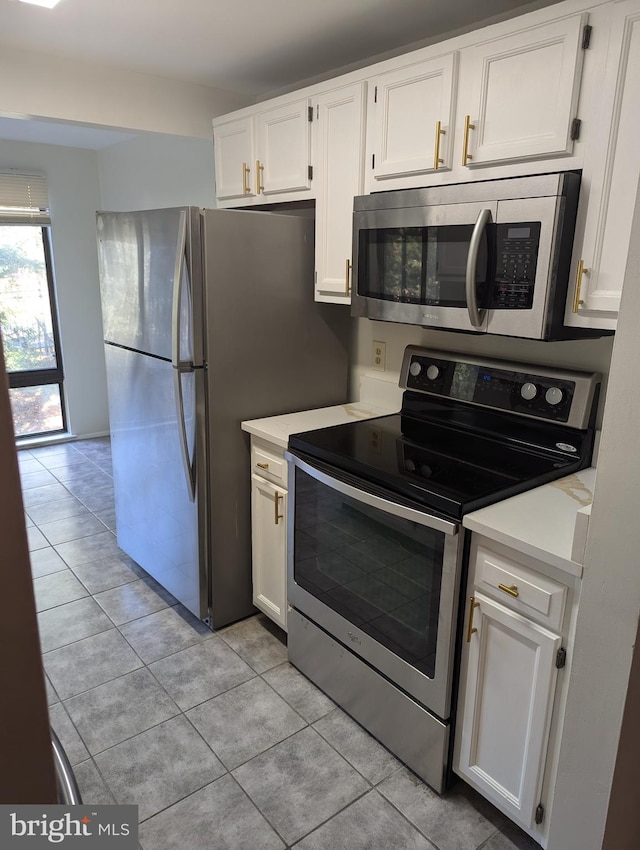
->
(251, 442, 287, 486)
(474, 545, 567, 631)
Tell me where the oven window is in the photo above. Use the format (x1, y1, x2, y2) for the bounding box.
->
(293, 467, 445, 679)
(357, 224, 489, 307)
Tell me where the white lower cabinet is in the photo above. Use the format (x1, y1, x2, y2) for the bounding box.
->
(249, 439, 288, 631)
(455, 539, 577, 846)
(456, 592, 561, 828)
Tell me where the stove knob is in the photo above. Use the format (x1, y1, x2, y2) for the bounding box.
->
(420, 464, 433, 478)
(545, 386, 564, 406)
(405, 458, 416, 472)
(426, 364, 440, 381)
(409, 361, 422, 377)
(520, 382, 538, 401)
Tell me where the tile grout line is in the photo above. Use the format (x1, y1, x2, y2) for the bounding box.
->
(24, 442, 530, 850)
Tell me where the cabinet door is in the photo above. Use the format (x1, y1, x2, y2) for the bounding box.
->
(568, 1, 640, 323)
(313, 83, 366, 303)
(255, 98, 312, 197)
(213, 116, 255, 202)
(365, 53, 457, 192)
(455, 592, 561, 831)
(251, 474, 287, 631)
(459, 14, 587, 168)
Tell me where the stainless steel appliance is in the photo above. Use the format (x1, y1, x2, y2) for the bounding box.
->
(97, 207, 349, 628)
(352, 172, 606, 340)
(285, 346, 600, 792)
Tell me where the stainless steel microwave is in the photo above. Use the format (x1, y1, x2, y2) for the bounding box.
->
(351, 172, 594, 340)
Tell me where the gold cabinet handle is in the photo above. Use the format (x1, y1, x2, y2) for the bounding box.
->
(498, 583, 519, 598)
(434, 120, 446, 170)
(466, 596, 480, 643)
(256, 462, 269, 470)
(345, 259, 352, 296)
(242, 162, 251, 195)
(256, 159, 264, 194)
(572, 259, 588, 313)
(274, 490, 284, 525)
(462, 114, 475, 165)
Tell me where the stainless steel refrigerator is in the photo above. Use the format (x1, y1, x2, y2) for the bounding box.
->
(97, 206, 349, 628)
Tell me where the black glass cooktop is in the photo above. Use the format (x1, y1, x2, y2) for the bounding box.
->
(288, 403, 591, 521)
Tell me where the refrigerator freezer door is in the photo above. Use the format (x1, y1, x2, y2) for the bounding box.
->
(104, 344, 206, 618)
(97, 207, 203, 364)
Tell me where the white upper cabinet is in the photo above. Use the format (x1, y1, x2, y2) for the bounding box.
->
(213, 116, 255, 202)
(212, 0, 640, 328)
(459, 14, 587, 168)
(255, 98, 313, 198)
(362, 11, 591, 190)
(213, 97, 313, 206)
(312, 83, 366, 303)
(566, 0, 640, 329)
(364, 54, 457, 193)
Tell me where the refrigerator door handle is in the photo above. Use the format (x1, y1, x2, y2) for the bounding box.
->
(171, 210, 197, 502)
(171, 210, 190, 370)
(174, 367, 196, 501)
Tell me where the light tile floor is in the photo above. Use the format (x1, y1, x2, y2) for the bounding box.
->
(19, 437, 541, 850)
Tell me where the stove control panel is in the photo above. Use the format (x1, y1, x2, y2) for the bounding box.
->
(400, 346, 601, 430)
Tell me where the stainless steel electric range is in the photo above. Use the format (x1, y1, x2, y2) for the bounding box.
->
(285, 346, 600, 793)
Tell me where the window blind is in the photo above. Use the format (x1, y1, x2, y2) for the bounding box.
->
(0, 172, 50, 224)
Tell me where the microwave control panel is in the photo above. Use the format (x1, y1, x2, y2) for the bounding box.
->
(490, 221, 541, 310)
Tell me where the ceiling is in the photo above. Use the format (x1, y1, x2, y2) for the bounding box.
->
(0, 0, 563, 148)
(3, 0, 562, 94)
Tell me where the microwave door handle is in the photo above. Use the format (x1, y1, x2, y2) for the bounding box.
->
(466, 208, 491, 329)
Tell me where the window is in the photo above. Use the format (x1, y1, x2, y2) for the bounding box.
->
(0, 173, 66, 438)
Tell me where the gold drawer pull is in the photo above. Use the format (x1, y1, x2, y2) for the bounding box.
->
(256, 462, 269, 470)
(572, 259, 588, 313)
(345, 259, 352, 296)
(498, 583, 519, 598)
(256, 159, 264, 194)
(274, 491, 284, 525)
(462, 114, 475, 165)
(466, 596, 480, 643)
(434, 120, 445, 170)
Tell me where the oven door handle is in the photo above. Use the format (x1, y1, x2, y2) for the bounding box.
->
(466, 208, 491, 329)
(287, 453, 459, 537)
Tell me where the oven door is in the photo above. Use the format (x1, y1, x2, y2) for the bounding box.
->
(351, 201, 498, 333)
(286, 453, 464, 720)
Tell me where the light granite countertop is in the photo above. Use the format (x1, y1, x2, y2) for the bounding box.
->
(241, 401, 394, 449)
(463, 467, 596, 577)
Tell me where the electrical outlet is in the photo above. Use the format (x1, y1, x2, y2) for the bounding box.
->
(372, 340, 386, 371)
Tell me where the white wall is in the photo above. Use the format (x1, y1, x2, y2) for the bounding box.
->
(97, 134, 216, 211)
(0, 138, 108, 438)
(0, 46, 251, 139)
